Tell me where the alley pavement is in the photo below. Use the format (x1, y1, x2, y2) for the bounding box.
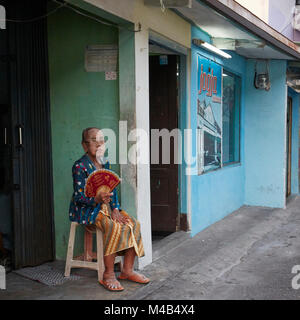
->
(1, 196, 300, 300)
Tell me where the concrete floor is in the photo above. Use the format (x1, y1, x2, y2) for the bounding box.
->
(1, 196, 300, 300)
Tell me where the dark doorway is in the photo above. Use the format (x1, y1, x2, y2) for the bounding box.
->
(286, 96, 292, 198)
(0, 22, 13, 271)
(0, 0, 55, 270)
(149, 53, 179, 239)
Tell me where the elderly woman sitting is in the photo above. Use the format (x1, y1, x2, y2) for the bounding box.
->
(69, 127, 150, 291)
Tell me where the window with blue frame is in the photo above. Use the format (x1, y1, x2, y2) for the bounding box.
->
(222, 70, 241, 165)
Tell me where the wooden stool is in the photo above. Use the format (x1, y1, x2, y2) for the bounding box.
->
(64, 222, 122, 281)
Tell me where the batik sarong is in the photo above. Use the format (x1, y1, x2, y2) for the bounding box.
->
(95, 205, 145, 257)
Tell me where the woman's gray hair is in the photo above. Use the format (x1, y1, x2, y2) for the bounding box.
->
(81, 127, 100, 143)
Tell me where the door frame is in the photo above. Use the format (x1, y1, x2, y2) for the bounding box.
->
(286, 96, 292, 198)
(148, 30, 190, 234)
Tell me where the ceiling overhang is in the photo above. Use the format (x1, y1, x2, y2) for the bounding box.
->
(173, 0, 300, 60)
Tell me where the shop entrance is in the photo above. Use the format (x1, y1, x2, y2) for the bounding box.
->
(0, 0, 55, 270)
(286, 96, 292, 198)
(149, 51, 180, 240)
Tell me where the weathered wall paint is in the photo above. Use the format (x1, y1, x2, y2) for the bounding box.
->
(134, 27, 152, 269)
(119, 26, 153, 268)
(83, 0, 191, 49)
(244, 60, 287, 208)
(48, 7, 120, 259)
(190, 26, 246, 236)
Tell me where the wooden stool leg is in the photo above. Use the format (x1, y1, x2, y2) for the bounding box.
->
(96, 228, 105, 282)
(64, 222, 77, 277)
(84, 230, 93, 262)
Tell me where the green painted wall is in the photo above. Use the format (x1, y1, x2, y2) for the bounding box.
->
(48, 7, 120, 259)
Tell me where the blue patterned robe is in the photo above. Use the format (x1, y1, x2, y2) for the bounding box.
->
(69, 154, 120, 225)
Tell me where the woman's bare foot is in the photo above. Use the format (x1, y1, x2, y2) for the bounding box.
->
(100, 272, 124, 291)
(118, 270, 150, 284)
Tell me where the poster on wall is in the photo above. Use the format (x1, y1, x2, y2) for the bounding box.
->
(197, 55, 222, 174)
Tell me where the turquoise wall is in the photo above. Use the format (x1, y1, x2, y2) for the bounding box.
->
(48, 7, 120, 259)
(190, 26, 246, 236)
(244, 60, 287, 208)
(288, 88, 300, 194)
(189, 27, 295, 237)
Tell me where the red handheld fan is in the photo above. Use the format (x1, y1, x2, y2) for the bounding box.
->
(84, 169, 120, 198)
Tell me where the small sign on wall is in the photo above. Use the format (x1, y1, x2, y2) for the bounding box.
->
(85, 44, 118, 72)
(159, 55, 168, 65)
(105, 71, 117, 81)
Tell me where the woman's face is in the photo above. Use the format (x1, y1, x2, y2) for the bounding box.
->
(82, 129, 106, 158)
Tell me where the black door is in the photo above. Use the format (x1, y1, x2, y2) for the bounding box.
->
(149, 55, 179, 234)
(0, 0, 55, 269)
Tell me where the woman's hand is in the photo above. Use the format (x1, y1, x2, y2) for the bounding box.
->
(111, 208, 130, 225)
(94, 191, 113, 204)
